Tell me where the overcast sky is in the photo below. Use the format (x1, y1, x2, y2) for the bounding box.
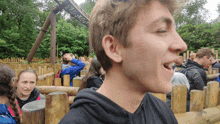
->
(74, 0, 219, 21)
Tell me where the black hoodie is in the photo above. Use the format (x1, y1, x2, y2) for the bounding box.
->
(16, 88, 40, 109)
(59, 88, 177, 124)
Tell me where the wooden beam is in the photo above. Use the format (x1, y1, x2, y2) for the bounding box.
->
(50, 11, 56, 65)
(35, 86, 79, 96)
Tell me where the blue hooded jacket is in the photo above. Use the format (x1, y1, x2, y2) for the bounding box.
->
(0, 104, 17, 124)
(60, 58, 85, 86)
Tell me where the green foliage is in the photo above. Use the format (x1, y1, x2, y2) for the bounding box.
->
(177, 22, 220, 52)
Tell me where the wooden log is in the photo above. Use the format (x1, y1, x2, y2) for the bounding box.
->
(54, 78, 61, 86)
(72, 77, 82, 87)
(45, 92, 69, 124)
(151, 93, 166, 102)
(22, 100, 45, 124)
(50, 11, 56, 65)
(207, 74, 219, 80)
(36, 86, 79, 96)
(63, 75, 70, 87)
(38, 72, 54, 79)
(205, 81, 219, 108)
(216, 50, 219, 59)
(69, 96, 75, 105)
(190, 90, 204, 111)
(175, 105, 220, 124)
(171, 84, 187, 114)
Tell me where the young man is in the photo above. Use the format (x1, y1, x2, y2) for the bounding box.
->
(183, 48, 213, 90)
(59, 0, 187, 123)
(60, 53, 85, 86)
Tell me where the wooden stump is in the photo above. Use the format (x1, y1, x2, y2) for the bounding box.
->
(45, 92, 69, 124)
(22, 99, 45, 124)
(72, 77, 82, 87)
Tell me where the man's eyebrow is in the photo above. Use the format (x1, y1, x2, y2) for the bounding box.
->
(149, 17, 173, 27)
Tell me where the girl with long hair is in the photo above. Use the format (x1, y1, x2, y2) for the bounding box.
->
(79, 59, 105, 91)
(0, 65, 21, 124)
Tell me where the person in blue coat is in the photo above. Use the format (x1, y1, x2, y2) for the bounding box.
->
(0, 65, 21, 124)
(60, 53, 85, 86)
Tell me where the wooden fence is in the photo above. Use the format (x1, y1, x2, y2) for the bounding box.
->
(20, 80, 220, 124)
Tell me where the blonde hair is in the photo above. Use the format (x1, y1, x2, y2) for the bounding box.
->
(89, 0, 177, 71)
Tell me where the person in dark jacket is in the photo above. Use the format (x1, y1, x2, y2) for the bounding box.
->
(60, 53, 85, 86)
(78, 59, 105, 91)
(211, 56, 220, 70)
(184, 48, 213, 91)
(59, 0, 187, 123)
(0, 65, 21, 124)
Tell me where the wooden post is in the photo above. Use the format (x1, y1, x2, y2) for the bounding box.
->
(69, 96, 75, 105)
(205, 81, 219, 108)
(45, 75, 52, 86)
(50, 11, 56, 65)
(80, 70, 87, 77)
(171, 84, 187, 114)
(203, 86, 207, 108)
(216, 50, 218, 59)
(54, 78, 61, 86)
(22, 100, 45, 124)
(183, 53, 187, 61)
(45, 92, 69, 124)
(186, 50, 189, 60)
(26, 4, 67, 63)
(63, 75, 70, 87)
(208, 68, 213, 74)
(190, 90, 204, 111)
(72, 77, 82, 87)
(218, 89, 220, 105)
(151, 93, 166, 102)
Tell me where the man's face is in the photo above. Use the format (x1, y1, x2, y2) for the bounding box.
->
(120, 1, 187, 93)
(202, 56, 212, 67)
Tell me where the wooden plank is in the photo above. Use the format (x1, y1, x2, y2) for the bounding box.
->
(171, 84, 187, 114)
(54, 78, 61, 86)
(205, 81, 219, 108)
(190, 90, 204, 111)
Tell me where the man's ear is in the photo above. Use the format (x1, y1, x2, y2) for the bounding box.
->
(102, 35, 123, 63)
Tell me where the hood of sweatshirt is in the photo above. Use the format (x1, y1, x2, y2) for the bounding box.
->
(72, 87, 129, 123)
(69, 87, 177, 124)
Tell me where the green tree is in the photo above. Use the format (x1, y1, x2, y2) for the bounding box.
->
(175, 0, 209, 29)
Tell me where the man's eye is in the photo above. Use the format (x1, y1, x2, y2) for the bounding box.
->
(157, 29, 167, 33)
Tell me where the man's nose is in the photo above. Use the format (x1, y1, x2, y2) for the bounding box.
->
(169, 31, 187, 54)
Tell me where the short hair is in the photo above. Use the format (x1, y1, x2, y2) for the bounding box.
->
(196, 48, 214, 59)
(62, 53, 74, 64)
(89, 0, 177, 71)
